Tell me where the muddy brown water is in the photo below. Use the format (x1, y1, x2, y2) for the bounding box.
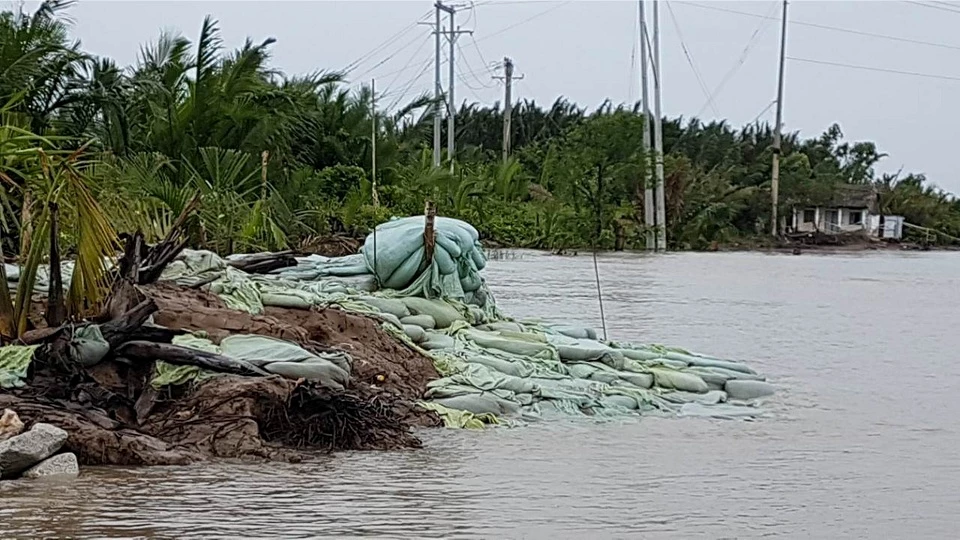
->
(3, 251, 959, 539)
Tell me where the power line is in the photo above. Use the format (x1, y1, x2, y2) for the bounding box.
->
(682, 1, 960, 52)
(342, 9, 432, 74)
(665, 1, 718, 117)
(380, 34, 434, 97)
(904, 1, 960, 14)
(476, 1, 571, 43)
(385, 57, 435, 111)
(789, 55, 960, 82)
(456, 40, 496, 90)
(354, 31, 432, 80)
(695, 0, 779, 118)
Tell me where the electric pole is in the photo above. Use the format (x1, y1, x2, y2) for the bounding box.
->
(639, 1, 654, 251)
(494, 57, 523, 163)
(432, 2, 470, 170)
(433, 3, 442, 168)
(371, 78, 379, 207)
(653, 0, 667, 251)
(771, 0, 788, 237)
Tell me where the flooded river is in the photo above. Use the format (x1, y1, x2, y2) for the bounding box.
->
(4, 251, 960, 539)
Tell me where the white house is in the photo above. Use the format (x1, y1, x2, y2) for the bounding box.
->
(791, 184, 877, 235)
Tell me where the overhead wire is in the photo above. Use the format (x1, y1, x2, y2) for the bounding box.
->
(456, 40, 496, 90)
(903, 0, 960, 14)
(788, 56, 960, 82)
(384, 57, 436, 112)
(682, 1, 960, 52)
(342, 8, 433, 74)
(353, 31, 433, 80)
(379, 33, 433, 97)
(694, 0, 780, 118)
(665, 1, 719, 117)
(476, 1, 572, 43)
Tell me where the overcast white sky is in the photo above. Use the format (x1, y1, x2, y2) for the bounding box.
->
(39, 0, 960, 194)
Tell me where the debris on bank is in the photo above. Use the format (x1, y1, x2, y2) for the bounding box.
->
(1, 213, 775, 468)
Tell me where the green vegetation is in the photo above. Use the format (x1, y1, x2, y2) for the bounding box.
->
(2, 0, 959, 268)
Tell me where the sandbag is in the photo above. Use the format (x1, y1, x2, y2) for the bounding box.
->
(263, 362, 346, 390)
(400, 314, 437, 330)
(617, 371, 654, 389)
(672, 353, 758, 375)
(465, 329, 554, 358)
(403, 324, 426, 343)
(401, 297, 465, 329)
(431, 395, 505, 416)
(725, 380, 775, 400)
(649, 367, 709, 393)
(551, 325, 598, 341)
(359, 297, 411, 319)
(67, 325, 110, 367)
(422, 333, 456, 350)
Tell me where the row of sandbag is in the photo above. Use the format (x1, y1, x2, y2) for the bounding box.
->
(153, 334, 352, 390)
(407, 321, 775, 422)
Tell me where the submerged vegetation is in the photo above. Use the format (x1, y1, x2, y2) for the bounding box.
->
(1, 0, 959, 278)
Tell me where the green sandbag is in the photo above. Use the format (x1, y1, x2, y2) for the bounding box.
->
(599, 395, 640, 410)
(684, 356, 758, 375)
(477, 321, 525, 333)
(465, 329, 554, 358)
(422, 333, 456, 350)
(432, 395, 504, 416)
(0, 345, 38, 389)
(551, 325, 598, 341)
(260, 291, 314, 310)
(690, 365, 765, 382)
(400, 314, 437, 330)
(419, 401, 498, 429)
(403, 324, 426, 343)
(725, 380, 775, 400)
(466, 354, 522, 377)
(684, 368, 728, 390)
(661, 389, 727, 405)
(617, 371, 654, 388)
(401, 297, 465, 329)
(67, 325, 110, 367)
(358, 297, 410, 319)
(649, 367, 709, 393)
(263, 361, 347, 390)
(384, 245, 425, 289)
(617, 348, 663, 361)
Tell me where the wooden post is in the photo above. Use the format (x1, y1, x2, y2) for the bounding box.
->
(423, 200, 437, 263)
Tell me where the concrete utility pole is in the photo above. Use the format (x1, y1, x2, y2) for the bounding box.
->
(771, 0, 788, 237)
(371, 78, 379, 207)
(433, 3, 442, 168)
(652, 0, 667, 251)
(494, 57, 524, 162)
(639, 1, 654, 251)
(502, 57, 513, 163)
(433, 2, 470, 170)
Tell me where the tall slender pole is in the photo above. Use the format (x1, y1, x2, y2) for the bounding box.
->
(653, 0, 667, 251)
(640, 1, 654, 251)
(433, 3, 442, 168)
(502, 57, 514, 163)
(371, 78, 379, 207)
(771, 0, 788, 237)
(448, 12, 457, 172)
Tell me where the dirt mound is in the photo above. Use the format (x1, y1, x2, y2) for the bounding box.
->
(145, 283, 439, 403)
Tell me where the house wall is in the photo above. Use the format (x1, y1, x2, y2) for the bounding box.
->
(793, 206, 871, 234)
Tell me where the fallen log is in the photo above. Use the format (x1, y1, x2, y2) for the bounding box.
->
(117, 341, 270, 377)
